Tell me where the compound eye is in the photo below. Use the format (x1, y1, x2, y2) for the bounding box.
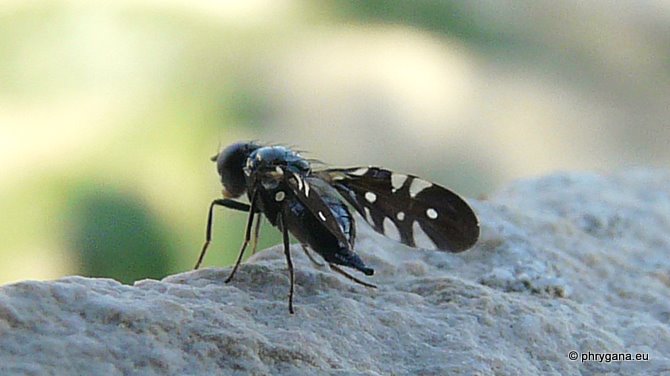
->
(216, 142, 258, 198)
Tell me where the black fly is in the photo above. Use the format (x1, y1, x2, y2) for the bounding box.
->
(194, 142, 480, 313)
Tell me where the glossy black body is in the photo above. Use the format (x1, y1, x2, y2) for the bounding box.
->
(221, 142, 373, 275)
(199, 141, 480, 313)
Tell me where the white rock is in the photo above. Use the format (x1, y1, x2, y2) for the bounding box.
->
(0, 170, 668, 375)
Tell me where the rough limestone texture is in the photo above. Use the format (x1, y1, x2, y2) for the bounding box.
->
(1, 170, 670, 375)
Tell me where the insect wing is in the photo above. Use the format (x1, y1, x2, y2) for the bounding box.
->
(285, 173, 351, 247)
(318, 167, 479, 252)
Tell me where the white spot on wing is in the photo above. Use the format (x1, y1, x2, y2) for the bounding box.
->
(350, 167, 369, 176)
(275, 166, 284, 175)
(304, 181, 310, 197)
(275, 191, 285, 202)
(391, 174, 407, 190)
(396, 211, 405, 221)
(409, 178, 432, 198)
(365, 192, 377, 203)
(426, 208, 438, 219)
(412, 220, 437, 250)
(383, 217, 401, 242)
(318, 211, 326, 221)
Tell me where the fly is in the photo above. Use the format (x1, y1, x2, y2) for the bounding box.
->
(194, 142, 480, 313)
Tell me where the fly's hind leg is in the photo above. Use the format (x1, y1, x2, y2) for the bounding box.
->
(300, 244, 325, 267)
(328, 263, 377, 289)
(278, 211, 295, 314)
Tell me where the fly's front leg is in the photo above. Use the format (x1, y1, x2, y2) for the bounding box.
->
(194, 198, 253, 270)
(224, 190, 259, 283)
(251, 215, 263, 255)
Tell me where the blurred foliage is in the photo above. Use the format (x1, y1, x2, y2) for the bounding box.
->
(67, 187, 174, 284)
(1, 0, 668, 285)
(331, 0, 508, 47)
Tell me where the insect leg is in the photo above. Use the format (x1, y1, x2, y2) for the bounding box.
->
(251, 215, 263, 255)
(279, 211, 295, 314)
(328, 263, 377, 289)
(224, 190, 259, 283)
(300, 244, 325, 267)
(194, 198, 253, 270)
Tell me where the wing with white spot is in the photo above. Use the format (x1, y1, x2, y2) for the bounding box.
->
(316, 167, 479, 252)
(284, 173, 351, 247)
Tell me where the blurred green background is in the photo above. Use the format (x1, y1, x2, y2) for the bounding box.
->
(1, 1, 669, 284)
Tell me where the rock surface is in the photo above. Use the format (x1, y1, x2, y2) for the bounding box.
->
(1, 170, 669, 375)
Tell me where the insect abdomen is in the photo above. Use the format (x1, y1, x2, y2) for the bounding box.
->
(282, 194, 372, 275)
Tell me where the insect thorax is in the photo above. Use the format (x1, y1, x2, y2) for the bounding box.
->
(244, 146, 310, 189)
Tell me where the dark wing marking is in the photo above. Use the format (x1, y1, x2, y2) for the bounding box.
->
(316, 167, 479, 252)
(285, 173, 351, 247)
